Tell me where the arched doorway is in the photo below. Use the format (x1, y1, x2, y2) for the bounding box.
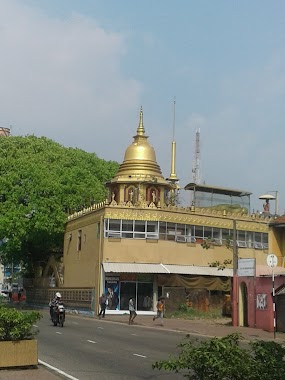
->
(239, 282, 248, 327)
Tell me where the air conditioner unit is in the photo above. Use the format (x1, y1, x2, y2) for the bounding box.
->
(108, 231, 121, 238)
(254, 242, 263, 249)
(176, 235, 186, 243)
(237, 240, 247, 248)
(146, 233, 158, 239)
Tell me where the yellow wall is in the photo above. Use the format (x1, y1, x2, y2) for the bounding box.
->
(63, 211, 103, 287)
(103, 238, 269, 267)
(269, 226, 285, 265)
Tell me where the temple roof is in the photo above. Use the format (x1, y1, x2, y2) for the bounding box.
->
(110, 107, 169, 186)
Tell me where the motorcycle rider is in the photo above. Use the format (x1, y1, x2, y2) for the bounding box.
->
(49, 292, 62, 320)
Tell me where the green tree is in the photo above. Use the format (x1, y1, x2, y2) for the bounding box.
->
(153, 333, 285, 380)
(0, 135, 118, 274)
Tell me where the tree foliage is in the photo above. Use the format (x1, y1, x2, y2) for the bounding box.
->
(0, 135, 119, 274)
(0, 306, 42, 341)
(153, 333, 285, 380)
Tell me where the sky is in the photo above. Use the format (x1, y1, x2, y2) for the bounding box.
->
(0, 0, 285, 213)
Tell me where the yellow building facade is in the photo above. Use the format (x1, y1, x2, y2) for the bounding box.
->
(63, 108, 271, 314)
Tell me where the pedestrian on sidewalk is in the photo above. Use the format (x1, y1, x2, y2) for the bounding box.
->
(153, 297, 165, 326)
(98, 293, 107, 319)
(128, 297, 137, 325)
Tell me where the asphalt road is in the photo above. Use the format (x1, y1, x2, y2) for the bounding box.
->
(36, 312, 186, 380)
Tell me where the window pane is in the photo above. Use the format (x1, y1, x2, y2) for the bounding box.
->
(137, 283, 153, 311)
(195, 226, 203, 239)
(147, 221, 158, 233)
(109, 219, 121, 231)
(122, 220, 133, 232)
(213, 228, 221, 239)
(134, 220, 145, 232)
(119, 282, 136, 311)
(176, 224, 185, 236)
(238, 230, 245, 240)
(204, 227, 212, 239)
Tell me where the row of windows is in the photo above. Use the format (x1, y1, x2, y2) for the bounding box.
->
(104, 219, 268, 249)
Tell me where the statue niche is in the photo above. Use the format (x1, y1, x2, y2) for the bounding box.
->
(147, 187, 159, 205)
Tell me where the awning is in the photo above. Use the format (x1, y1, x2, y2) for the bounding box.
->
(103, 262, 232, 277)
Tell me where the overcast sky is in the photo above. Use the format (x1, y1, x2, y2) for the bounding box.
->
(0, 0, 285, 213)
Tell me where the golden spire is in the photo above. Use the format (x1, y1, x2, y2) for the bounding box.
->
(137, 106, 145, 136)
(168, 98, 179, 181)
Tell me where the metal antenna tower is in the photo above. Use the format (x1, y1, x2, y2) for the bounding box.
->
(191, 128, 201, 184)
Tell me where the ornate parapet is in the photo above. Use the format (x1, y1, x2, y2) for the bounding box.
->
(66, 200, 272, 230)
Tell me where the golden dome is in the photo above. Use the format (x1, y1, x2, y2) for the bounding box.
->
(112, 107, 168, 184)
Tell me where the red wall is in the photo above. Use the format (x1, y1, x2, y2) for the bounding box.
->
(238, 276, 285, 332)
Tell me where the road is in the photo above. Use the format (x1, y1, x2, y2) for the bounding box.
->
(36, 312, 186, 380)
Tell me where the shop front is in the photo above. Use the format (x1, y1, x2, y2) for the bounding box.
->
(104, 273, 155, 313)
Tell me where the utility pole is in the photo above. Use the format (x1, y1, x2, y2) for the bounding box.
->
(232, 219, 239, 327)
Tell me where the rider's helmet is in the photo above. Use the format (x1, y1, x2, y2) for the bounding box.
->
(55, 292, 61, 299)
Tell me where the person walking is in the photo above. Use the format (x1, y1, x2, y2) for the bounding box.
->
(98, 293, 107, 319)
(128, 297, 137, 325)
(153, 297, 165, 326)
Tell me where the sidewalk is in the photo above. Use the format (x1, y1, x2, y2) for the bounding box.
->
(103, 313, 285, 342)
(1, 315, 284, 380)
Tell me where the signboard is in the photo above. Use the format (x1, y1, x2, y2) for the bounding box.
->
(256, 294, 267, 310)
(238, 258, 256, 277)
(267, 253, 278, 268)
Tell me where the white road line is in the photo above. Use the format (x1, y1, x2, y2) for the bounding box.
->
(39, 359, 80, 380)
(97, 327, 104, 329)
(72, 322, 79, 324)
(87, 339, 97, 344)
(133, 353, 146, 358)
(56, 331, 63, 335)
(33, 324, 38, 328)
(131, 333, 137, 336)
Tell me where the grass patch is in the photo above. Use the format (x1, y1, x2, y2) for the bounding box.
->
(167, 305, 224, 320)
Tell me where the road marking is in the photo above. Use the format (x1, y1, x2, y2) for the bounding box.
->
(72, 321, 79, 325)
(39, 359, 80, 380)
(33, 324, 38, 328)
(133, 353, 146, 358)
(97, 327, 104, 329)
(131, 333, 137, 336)
(56, 332, 62, 335)
(87, 339, 97, 344)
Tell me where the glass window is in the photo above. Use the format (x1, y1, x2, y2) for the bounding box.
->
(166, 222, 176, 241)
(194, 225, 203, 239)
(159, 221, 166, 240)
(119, 282, 136, 311)
(254, 232, 262, 242)
(222, 228, 231, 239)
(137, 283, 153, 311)
(262, 233, 268, 244)
(176, 224, 186, 236)
(122, 220, 133, 232)
(204, 226, 212, 239)
(213, 228, 221, 239)
(246, 231, 253, 247)
(237, 230, 245, 240)
(134, 220, 146, 232)
(109, 219, 121, 231)
(147, 221, 158, 233)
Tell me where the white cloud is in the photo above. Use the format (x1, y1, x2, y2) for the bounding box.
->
(0, 1, 142, 160)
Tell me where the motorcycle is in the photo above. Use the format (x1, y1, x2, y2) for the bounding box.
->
(51, 302, 65, 327)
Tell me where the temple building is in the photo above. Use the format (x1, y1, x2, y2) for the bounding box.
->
(62, 108, 271, 315)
